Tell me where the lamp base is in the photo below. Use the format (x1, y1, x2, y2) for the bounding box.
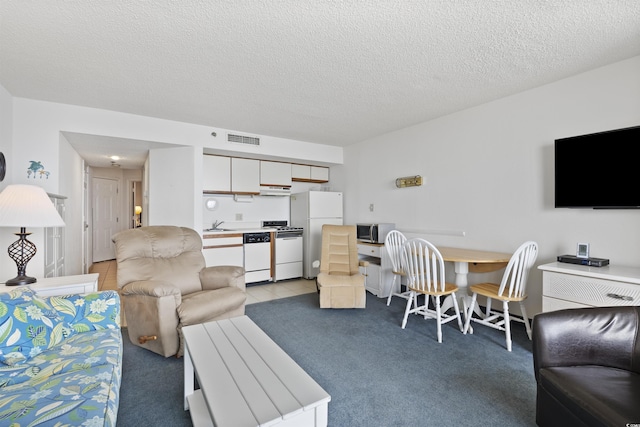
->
(5, 275, 37, 286)
(5, 228, 38, 287)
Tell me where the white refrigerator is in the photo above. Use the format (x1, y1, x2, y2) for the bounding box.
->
(290, 191, 343, 279)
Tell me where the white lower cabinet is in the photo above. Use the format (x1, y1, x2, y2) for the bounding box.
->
(539, 262, 640, 312)
(202, 234, 244, 267)
(357, 242, 394, 298)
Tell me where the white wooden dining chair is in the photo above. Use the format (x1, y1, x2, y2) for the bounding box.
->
(385, 230, 410, 306)
(462, 241, 538, 351)
(401, 238, 464, 343)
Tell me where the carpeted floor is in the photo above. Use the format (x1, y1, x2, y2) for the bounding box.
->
(117, 291, 536, 426)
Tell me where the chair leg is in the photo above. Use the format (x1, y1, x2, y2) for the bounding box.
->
(435, 296, 442, 343)
(503, 301, 512, 352)
(401, 292, 414, 329)
(386, 275, 397, 306)
(463, 293, 477, 334)
(520, 302, 532, 340)
(451, 292, 464, 332)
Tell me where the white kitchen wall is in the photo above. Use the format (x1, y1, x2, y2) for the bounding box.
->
(202, 194, 290, 229)
(200, 181, 339, 230)
(339, 55, 640, 316)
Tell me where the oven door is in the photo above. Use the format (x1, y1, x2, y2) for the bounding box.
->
(276, 235, 302, 264)
(275, 234, 303, 281)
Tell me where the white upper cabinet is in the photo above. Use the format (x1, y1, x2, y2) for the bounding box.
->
(292, 164, 329, 183)
(232, 158, 260, 194)
(203, 155, 231, 193)
(291, 164, 311, 181)
(205, 155, 328, 193)
(260, 161, 292, 187)
(310, 166, 329, 182)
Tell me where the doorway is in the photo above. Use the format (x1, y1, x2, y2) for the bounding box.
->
(92, 177, 119, 262)
(131, 180, 142, 228)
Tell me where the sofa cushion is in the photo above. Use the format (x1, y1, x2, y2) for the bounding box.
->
(0, 289, 120, 366)
(0, 328, 122, 426)
(0, 287, 53, 366)
(539, 365, 640, 426)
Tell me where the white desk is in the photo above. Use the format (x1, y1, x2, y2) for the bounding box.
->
(1, 273, 99, 296)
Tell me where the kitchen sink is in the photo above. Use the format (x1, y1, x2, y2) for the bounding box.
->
(203, 228, 232, 232)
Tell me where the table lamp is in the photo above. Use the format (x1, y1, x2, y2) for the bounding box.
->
(0, 184, 65, 286)
(134, 205, 142, 227)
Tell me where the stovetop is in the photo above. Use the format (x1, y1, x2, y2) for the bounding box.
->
(262, 220, 303, 232)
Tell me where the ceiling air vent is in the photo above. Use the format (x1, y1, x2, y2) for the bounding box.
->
(228, 133, 260, 146)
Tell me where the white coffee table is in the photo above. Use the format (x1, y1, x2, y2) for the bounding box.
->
(183, 315, 331, 427)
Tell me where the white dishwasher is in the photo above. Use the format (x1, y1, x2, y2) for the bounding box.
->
(244, 232, 272, 283)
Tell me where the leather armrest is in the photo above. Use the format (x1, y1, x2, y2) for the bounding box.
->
(532, 306, 640, 381)
(200, 265, 246, 291)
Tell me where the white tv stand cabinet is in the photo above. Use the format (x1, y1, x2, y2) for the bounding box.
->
(538, 262, 640, 312)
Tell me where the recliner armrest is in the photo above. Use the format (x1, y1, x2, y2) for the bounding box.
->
(200, 265, 246, 291)
(121, 280, 182, 299)
(532, 306, 640, 381)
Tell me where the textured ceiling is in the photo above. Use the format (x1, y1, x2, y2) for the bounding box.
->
(1, 0, 640, 150)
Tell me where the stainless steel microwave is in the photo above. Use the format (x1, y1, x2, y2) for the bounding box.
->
(356, 223, 396, 244)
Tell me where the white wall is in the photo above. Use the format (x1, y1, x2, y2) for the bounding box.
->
(0, 84, 13, 279)
(148, 146, 199, 227)
(58, 135, 85, 275)
(341, 55, 640, 316)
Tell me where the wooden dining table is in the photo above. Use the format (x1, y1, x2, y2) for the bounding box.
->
(438, 246, 512, 287)
(436, 246, 512, 316)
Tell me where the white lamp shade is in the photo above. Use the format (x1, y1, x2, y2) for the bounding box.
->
(0, 184, 65, 228)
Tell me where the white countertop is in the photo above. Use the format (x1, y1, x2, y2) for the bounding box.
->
(202, 228, 278, 236)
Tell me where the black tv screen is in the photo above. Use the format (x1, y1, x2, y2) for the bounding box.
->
(555, 125, 640, 209)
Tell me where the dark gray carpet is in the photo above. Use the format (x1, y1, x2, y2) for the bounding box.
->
(117, 292, 536, 426)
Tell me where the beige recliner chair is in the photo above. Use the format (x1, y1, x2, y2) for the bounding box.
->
(316, 224, 367, 309)
(112, 226, 246, 357)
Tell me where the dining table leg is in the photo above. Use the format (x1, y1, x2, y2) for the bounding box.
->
(441, 261, 474, 333)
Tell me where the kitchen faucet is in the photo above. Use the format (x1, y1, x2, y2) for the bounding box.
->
(212, 220, 224, 230)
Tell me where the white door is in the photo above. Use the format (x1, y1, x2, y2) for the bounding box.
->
(93, 177, 119, 262)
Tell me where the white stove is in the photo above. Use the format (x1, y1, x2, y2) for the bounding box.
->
(262, 220, 304, 281)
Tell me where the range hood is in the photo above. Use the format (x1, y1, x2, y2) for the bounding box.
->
(259, 185, 291, 196)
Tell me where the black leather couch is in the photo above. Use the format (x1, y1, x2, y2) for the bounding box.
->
(532, 306, 640, 427)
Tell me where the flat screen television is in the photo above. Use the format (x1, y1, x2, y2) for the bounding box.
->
(555, 125, 640, 209)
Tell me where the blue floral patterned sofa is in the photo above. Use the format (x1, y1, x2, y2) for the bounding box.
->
(0, 286, 122, 426)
